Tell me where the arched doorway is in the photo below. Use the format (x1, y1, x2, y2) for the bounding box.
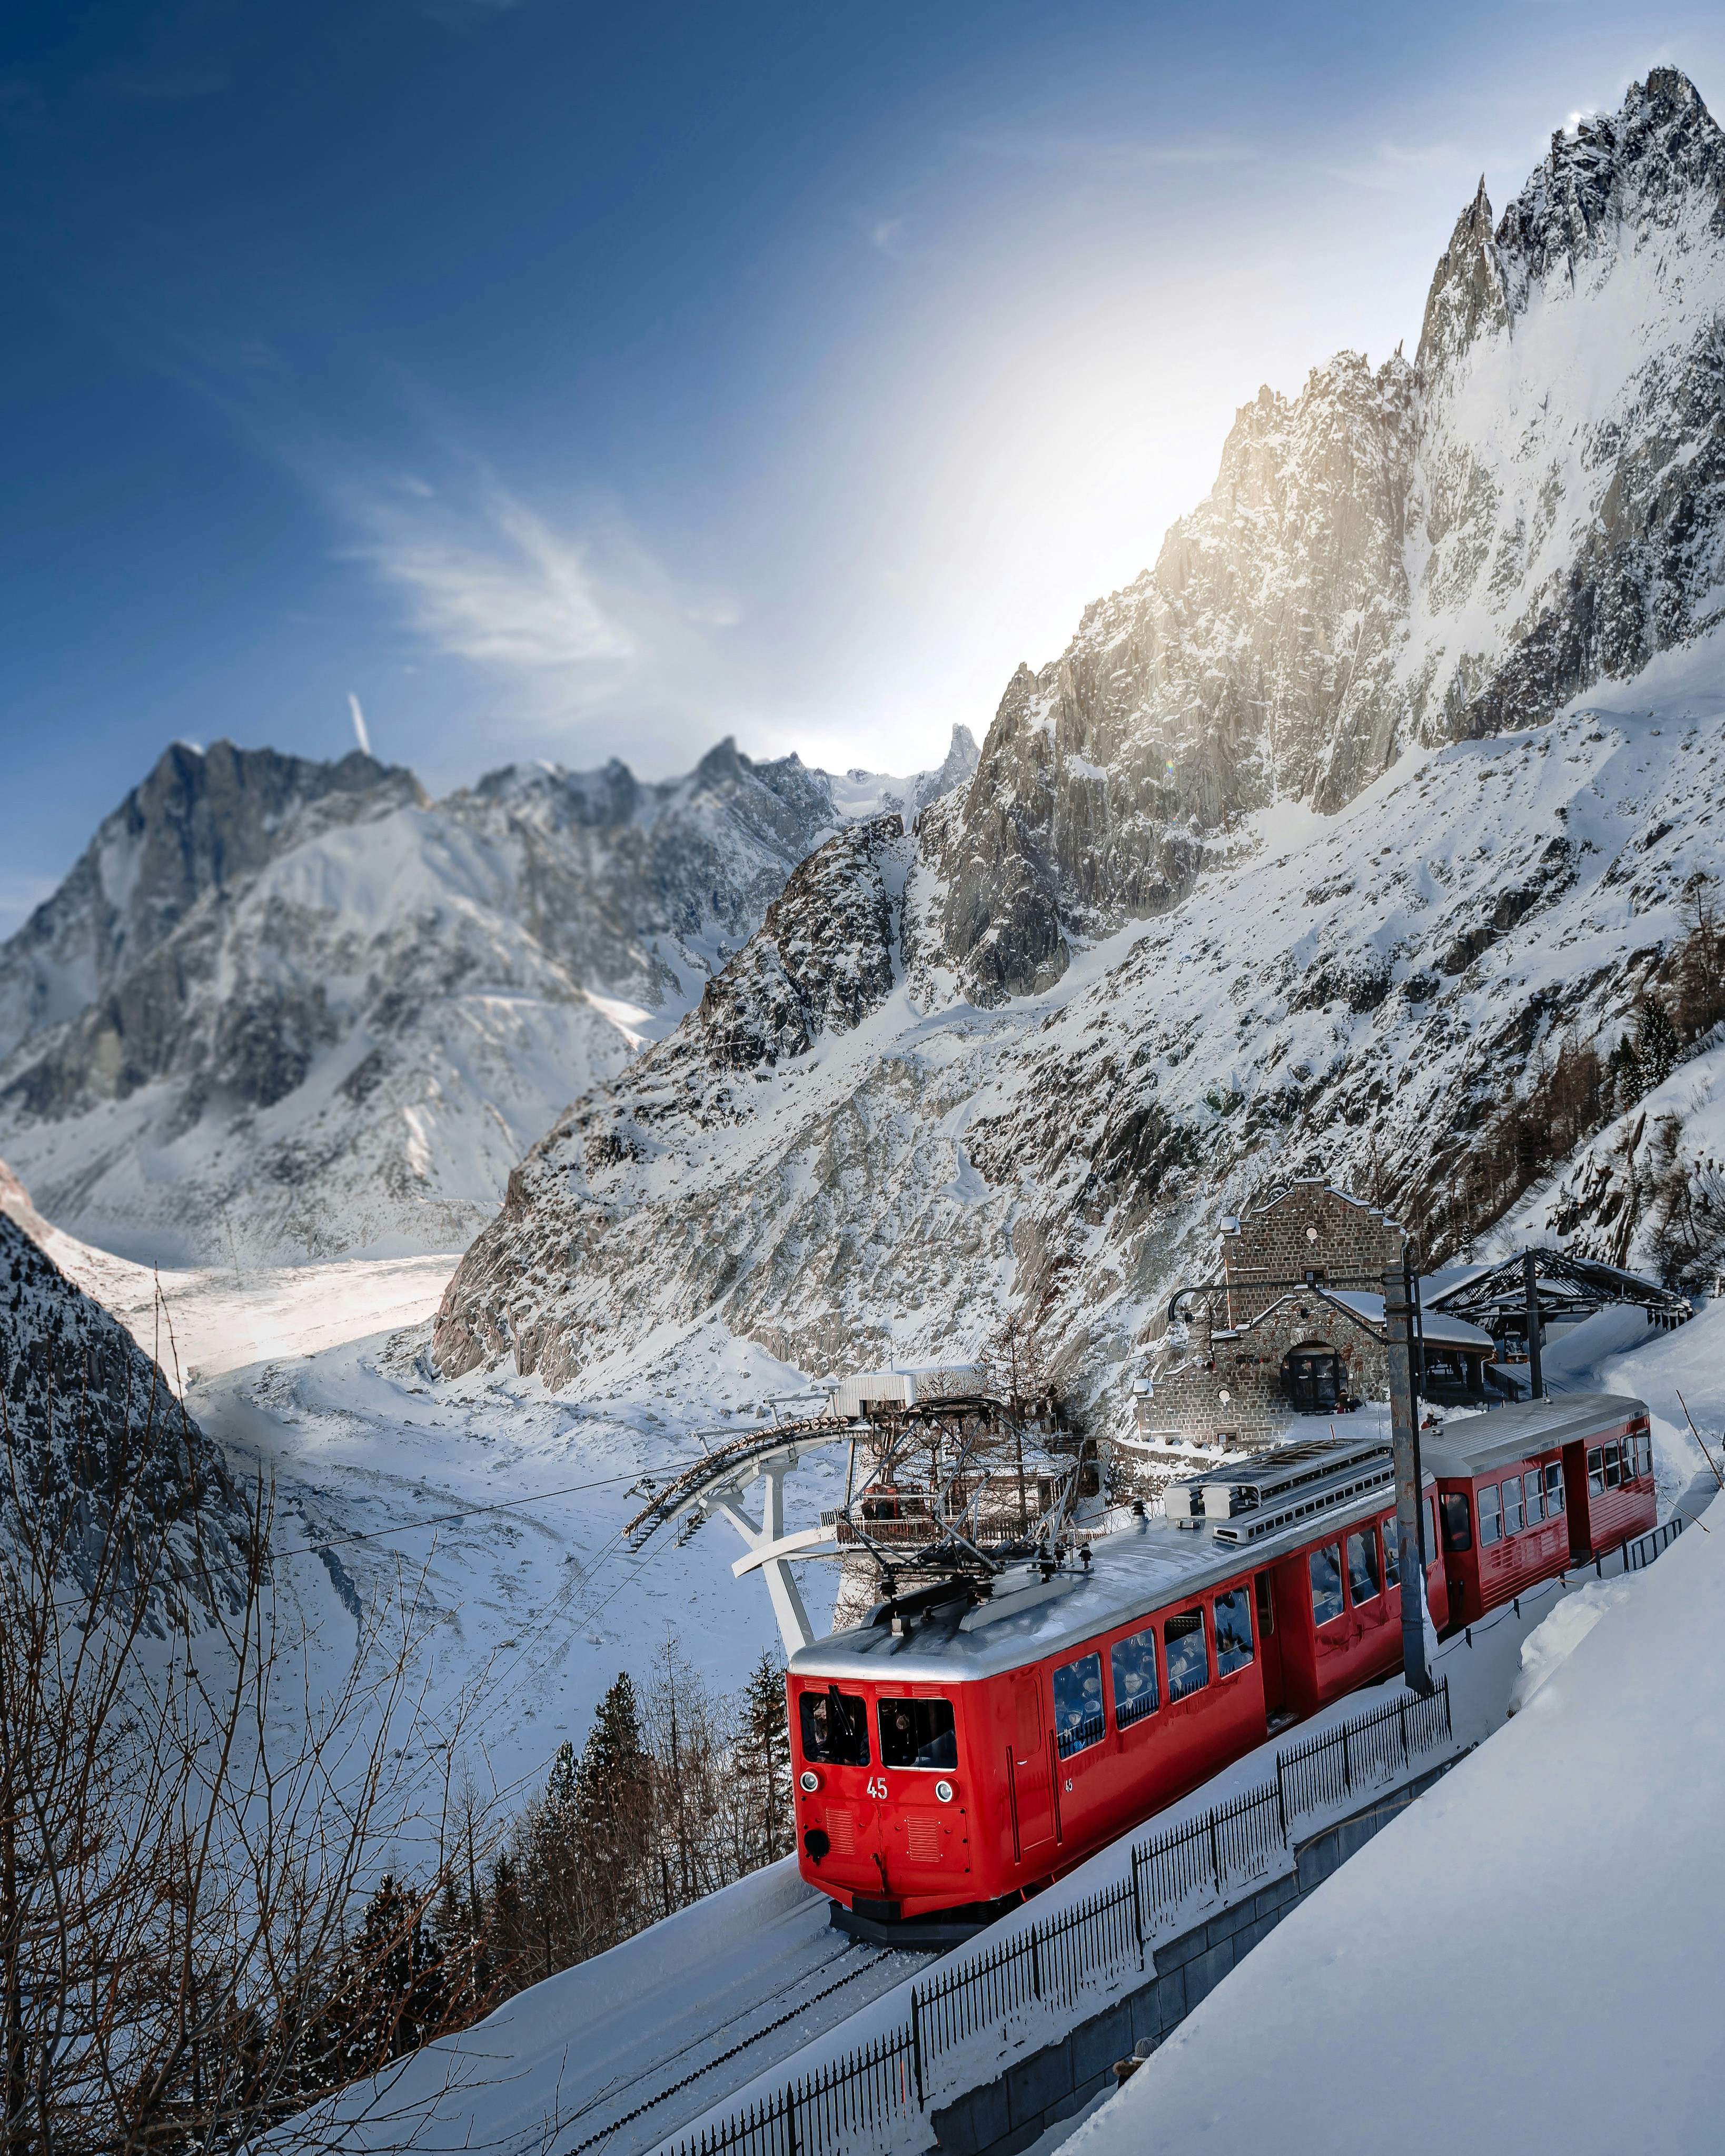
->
(1282, 1343, 1342, 1413)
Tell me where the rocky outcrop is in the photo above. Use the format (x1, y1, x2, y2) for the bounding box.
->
(1, 1204, 247, 1627)
(929, 67, 1725, 1005)
(431, 818, 909, 1386)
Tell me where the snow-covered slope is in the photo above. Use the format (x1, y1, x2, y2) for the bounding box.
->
(434, 638, 1725, 1408)
(0, 731, 977, 1265)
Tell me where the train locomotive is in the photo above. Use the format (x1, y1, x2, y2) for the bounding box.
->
(788, 1392, 1653, 1931)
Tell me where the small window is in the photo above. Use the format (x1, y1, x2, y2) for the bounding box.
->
(1545, 1461, 1565, 1515)
(1346, 1529, 1382, 1606)
(1111, 1628, 1159, 1731)
(1163, 1610, 1210, 1702)
(1478, 1485, 1502, 1548)
(1588, 1446, 1604, 1496)
(1425, 1495, 1440, 1571)
(800, 1688, 870, 1765)
(1309, 1544, 1344, 1627)
(1441, 1491, 1473, 1552)
(1253, 1573, 1276, 1636)
(1052, 1653, 1105, 1758)
(1502, 1477, 1524, 1537)
(1214, 1587, 1254, 1676)
(1603, 1442, 1622, 1491)
(878, 1696, 956, 1769)
(1381, 1515, 1402, 1590)
(1524, 1469, 1544, 1526)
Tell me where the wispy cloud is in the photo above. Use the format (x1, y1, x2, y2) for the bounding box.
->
(345, 477, 634, 671)
(958, 129, 1257, 173)
(1322, 140, 1476, 193)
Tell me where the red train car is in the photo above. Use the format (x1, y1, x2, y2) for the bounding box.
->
(1425, 1393, 1655, 1628)
(787, 1433, 1449, 1927)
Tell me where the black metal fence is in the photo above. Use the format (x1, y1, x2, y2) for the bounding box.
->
(658, 1676, 1451, 2156)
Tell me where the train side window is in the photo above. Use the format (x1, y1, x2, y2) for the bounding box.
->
(1524, 1469, 1544, 1525)
(1253, 1573, 1276, 1634)
(1308, 1545, 1344, 1627)
(1545, 1461, 1565, 1515)
(1346, 1530, 1381, 1606)
(1478, 1485, 1502, 1547)
(1588, 1446, 1604, 1496)
(1053, 1654, 1105, 1758)
(1381, 1516, 1402, 1590)
(1603, 1442, 1622, 1490)
(1425, 1495, 1441, 1570)
(878, 1696, 956, 1769)
(1441, 1492, 1473, 1552)
(800, 1688, 870, 1766)
(1110, 1629, 1160, 1731)
(1214, 1587, 1254, 1676)
(1163, 1611, 1210, 1702)
(1502, 1476, 1524, 1537)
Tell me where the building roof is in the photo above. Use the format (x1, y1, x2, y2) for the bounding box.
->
(1321, 1290, 1495, 1351)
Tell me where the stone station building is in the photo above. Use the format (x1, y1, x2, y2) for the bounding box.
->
(1131, 1181, 1494, 1468)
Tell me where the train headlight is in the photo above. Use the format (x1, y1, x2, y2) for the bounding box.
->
(799, 1770, 820, 1794)
(934, 1779, 955, 1805)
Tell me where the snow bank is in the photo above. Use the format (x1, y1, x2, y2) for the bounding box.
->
(1067, 1494, 1725, 2156)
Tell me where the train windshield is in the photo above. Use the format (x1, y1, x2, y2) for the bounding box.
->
(800, 1687, 871, 1766)
(878, 1697, 956, 1769)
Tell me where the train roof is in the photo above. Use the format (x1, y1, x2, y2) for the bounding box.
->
(790, 1433, 1432, 1685)
(1419, 1391, 1648, 1481)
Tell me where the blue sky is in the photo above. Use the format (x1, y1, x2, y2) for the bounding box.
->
(4, 1, 1723, 930)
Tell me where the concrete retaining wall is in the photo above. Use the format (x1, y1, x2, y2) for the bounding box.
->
(929, 1757, 1459, 2156)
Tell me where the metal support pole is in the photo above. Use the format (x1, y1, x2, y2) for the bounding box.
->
(1524, 1250, 1544, 1399)
(1385, 1267, 1434, 1695)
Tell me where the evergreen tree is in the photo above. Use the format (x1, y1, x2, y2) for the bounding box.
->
(329, 1875, 449, 2080)
(740, 1652, 791, 1865)
(1638, 996, 1681, 1091)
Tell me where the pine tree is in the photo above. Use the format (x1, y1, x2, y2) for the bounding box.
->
(740, 1651, 791, 1866)
(1638, 997, 1681, 1091)
(329, 1875, 449, 2080)
(572, 1673, 653, 1953)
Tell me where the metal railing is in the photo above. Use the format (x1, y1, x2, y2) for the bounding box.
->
(658, 1676, 1451, 2156)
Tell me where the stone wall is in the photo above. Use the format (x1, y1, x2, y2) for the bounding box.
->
(1222, 1179, 1405, 1329)
(1142, 1291, 1390, 1451)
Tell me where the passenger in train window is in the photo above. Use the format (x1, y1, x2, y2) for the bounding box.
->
(1164, 1611, 1210, 1700)
(1111, 1629, 1159, 1730)
(1308, 1545, 1344, 1626)
(1588, 1446, 1605, 1496)
(1441, 1492, 1473, 1551)
(1502, 1477, 1524, 1536)
(1478, 1485, 1502, 1547)
(1214, 1587, 1254, 1676)
(1524, 1469, 1544, 1526)
(1545, 1461, 1565, 1514)
(1053, 1654, 1105, 1757)
(1381, 1516, 1402, 1590)
(1346, 1530, 1381, 1605)
(878, 1697, 957, 1769)
(800, 1688, 870, 1765)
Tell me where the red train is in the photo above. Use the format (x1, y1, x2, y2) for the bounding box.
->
(788, 1395, 1653, 1928)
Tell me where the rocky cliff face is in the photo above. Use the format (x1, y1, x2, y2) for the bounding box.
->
(931, 66, 1725, 1006)
(430, 70, 1725, 1419)
(2, 1198, 247, 1627)
(0, 732, 975, 1265)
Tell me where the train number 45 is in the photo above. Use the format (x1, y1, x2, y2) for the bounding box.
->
(866, 1776, 890, 1801)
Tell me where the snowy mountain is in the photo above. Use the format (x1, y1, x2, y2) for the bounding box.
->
(0, 729, 977, 1265)
(434, 68, 1725, 1416)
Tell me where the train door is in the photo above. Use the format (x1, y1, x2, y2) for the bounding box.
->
(1254, 1571, 1287, 1725)
(1007, 1674, 1056, 1860)
(1561, 1443, 1593, 1563)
